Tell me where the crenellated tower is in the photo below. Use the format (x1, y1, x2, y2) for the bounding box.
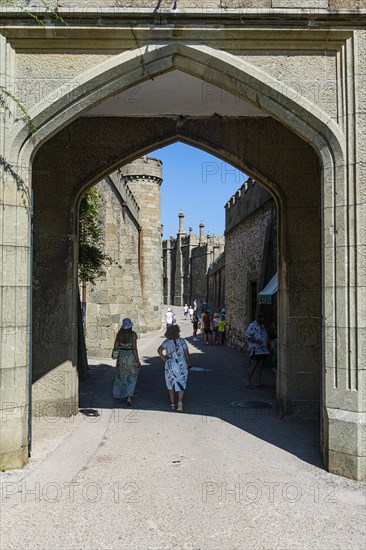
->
(120, 157, 163, 330)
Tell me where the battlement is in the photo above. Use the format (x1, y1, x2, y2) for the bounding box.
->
(162, 218, 225, 250)
(108, 171, 140, 224)
(119, 156, 163, 183)
(206, 234, 225, 246)
(225, 178, 272, 234)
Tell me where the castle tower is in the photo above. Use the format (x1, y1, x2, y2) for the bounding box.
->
(120, 157, 163, 330)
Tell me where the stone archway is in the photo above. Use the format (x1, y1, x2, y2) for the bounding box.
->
(31, 114, 321, 448)
(2, 41, 363, 481)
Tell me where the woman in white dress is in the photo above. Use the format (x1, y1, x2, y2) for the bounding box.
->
(158, 324, 191, 412)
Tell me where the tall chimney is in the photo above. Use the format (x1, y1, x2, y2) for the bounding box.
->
(199, 221, 205, 243)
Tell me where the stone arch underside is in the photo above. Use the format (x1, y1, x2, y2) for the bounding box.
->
(32, 116, 322, 437)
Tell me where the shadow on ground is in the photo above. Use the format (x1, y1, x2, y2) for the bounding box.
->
(80, 333, 322, 470)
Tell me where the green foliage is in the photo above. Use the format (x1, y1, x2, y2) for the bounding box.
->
(78, 188, 107, 284)
(5, 1, 68, 27)
(0, 85, 37, 136)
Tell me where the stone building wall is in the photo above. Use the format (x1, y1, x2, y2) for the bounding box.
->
(84, 176, 146, 357)
(84, 156, 163, 356)
(163, 214, 225, 307)
(225, 180, 277, 351)
(181, 240, 191, 305)
(120, 157, 163, 330)
(190, 243, 209, 307)
(207, 252, 225, 313)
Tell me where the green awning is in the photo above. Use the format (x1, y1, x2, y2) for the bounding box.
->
(258, 273, 278, 304)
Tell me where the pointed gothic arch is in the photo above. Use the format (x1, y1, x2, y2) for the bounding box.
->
(4, 35, 361, 480)
(9, 43, 344, 172)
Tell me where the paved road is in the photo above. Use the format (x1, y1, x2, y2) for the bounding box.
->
(1, 317, 365, 549)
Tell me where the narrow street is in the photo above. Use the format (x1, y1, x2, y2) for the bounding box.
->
(1, 318, 365, 550)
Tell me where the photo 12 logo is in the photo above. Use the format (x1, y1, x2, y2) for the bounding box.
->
(1, 481, 140, 504)
(202, 481, 340, 504)
(201, 161, 242, 184)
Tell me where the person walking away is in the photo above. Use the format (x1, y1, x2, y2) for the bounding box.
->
(192, 310, 199, 341)
(218, 314, 226, 345)
(165, 307, 176, 328)
(183, 304, 189, 320)
(188, 305, 194, 320)
(245, 314, 269, 389)
(158, 324, 192, 412)
(212, 313, 220, 344)
(202, 311, 211, 345)
(199, 314, 205, 342)
(112, 318, 141, 406)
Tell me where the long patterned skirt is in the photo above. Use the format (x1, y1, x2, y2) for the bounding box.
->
(113, 350, 139, 398)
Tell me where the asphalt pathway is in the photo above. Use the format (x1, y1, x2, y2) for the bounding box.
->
(1, 316, 365, 549)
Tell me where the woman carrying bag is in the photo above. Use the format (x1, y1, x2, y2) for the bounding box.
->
(112, 318, 141, 406)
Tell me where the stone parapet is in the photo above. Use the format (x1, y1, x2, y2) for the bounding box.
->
(225, 178, 272, 234)
(5, 2, 366, 15)
(207, 251, 226, 276)
(121, 156, 163, 183)
(109, 171, 140, 224)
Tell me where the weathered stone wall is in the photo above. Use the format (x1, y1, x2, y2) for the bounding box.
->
(163, 216, 225, 308)
(190, 245, 209, 305)
(181, 240, 191, 306)
(163, 238, 172, 304)
(84, 176, 146, 358)
(120, 157, 163, 330)
(170, 240, 178, 304)
(13, 1, 366, 9)
(225, 180, 277, 351)
(207, 252, 225, 312)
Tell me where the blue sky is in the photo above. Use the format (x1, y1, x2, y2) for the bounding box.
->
(148, 143, 247, 239)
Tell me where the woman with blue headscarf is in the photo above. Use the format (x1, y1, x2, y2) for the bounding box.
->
(112, 318, 141, 406)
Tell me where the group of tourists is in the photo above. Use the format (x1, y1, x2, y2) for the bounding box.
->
(168, 304, 227, 345)
(200, 309, 226, 345)
(111, 310, 277, 410)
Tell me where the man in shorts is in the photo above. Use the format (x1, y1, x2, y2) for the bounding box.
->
(183, 304, 189, 320)
(245, 314, 269, 388)
(201, 311, 212, 345)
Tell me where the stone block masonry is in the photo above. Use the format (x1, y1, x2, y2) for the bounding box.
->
(225, 179, 277, 351)
(84, 174, 146, 357)
(120, 157, 163, 331)
(84, 157, 164, 356)
(163, 213, 224, 308)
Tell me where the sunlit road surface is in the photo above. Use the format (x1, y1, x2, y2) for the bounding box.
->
(1, 318, 365, 550)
